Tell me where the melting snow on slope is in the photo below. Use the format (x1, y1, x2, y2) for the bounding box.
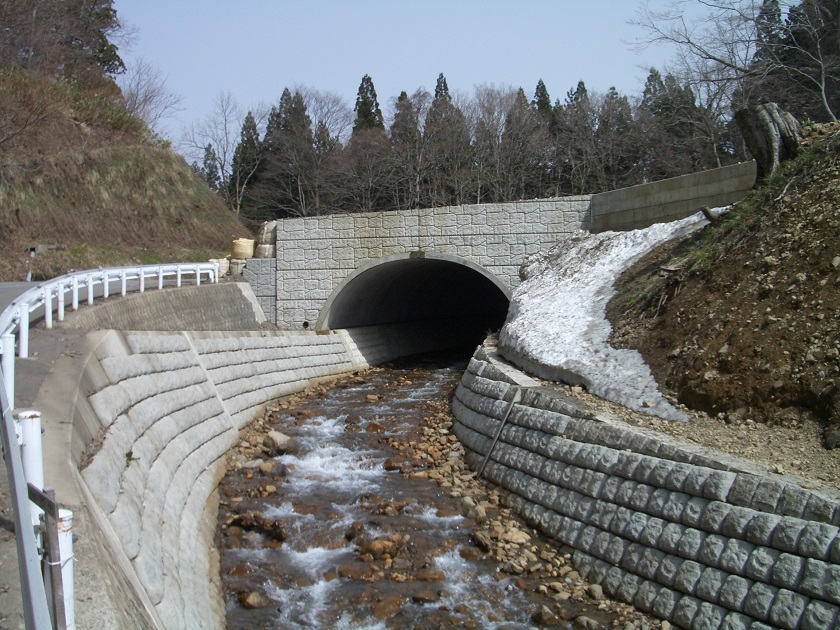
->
(498, 210, 722, 422)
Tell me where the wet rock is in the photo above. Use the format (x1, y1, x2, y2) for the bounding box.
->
(503, 528, 531, 544)
(587, 584, 604, 601)
(239, 591, 269, 609)
(259, 461, 288, 477)
(263, 430, 293, 455)
(412, 587, 441, 604)
(532, 604, 560, 626)
(416, 568, 445, 582)
(366, 421, 386, 433)
(472, 530, 493, 551)
(573, 615, 600, 629)
(371, 596, 405, 620)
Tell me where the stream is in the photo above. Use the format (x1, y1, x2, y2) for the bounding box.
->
(215, 357, 635, 629)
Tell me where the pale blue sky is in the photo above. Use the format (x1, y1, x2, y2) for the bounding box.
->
(113, 1, 676, 142)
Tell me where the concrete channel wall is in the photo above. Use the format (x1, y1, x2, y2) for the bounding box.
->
(454, 344, 840, 630)
(73, 326, 372, 628)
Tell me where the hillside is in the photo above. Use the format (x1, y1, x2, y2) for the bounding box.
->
(608, 131, 840, 450)
(0, 68, 250, 281)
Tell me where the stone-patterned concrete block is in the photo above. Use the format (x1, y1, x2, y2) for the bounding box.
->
(772, 519, 807, 554)
(719, 574, 751, 612)
(721, 506, 755, 539)
(745, 546, 781, 583)
(693, 602, 728, 630)
(701, 501, 732, 534)
(768, 589, 809, 630)
(698, 534, 729, 567)
(672, 594, 703, 628)
(659, 522, 686, 555)
(802, 494, 835, 524)
(770, 553, 806, 590)
(798, 558, 840, 604)
(719, 539, 755, 576)
(777, 485, 812, 519)
(683, 496, 710, 529)
(656, 554, 684, 589)
(703, 470, 737, 502)
(750, 479, 786, 513)
(678, 528, 708, 562)
(695, 567, 728, 604)
(797, 522, 838, 561)
(727, 475, 761, 508)
(633, 580, 661, 613)
(637, 548, 667, 581)
(801, 600, 840, 630)
(622, 511, 650, 541)
(743, 582, 778, 622)
(674, 559, 704, 595)
(745, 513, 783, 547)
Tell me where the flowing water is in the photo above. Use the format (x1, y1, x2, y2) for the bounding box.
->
(217, 357, 602, 629)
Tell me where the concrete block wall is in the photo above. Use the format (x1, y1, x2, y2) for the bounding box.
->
(274, 198, 590, 327)
(243, 259, 276, 324)
(453, 344, 840, 630)
(76, 329, 370, 629)
(589, 161, 757, 232)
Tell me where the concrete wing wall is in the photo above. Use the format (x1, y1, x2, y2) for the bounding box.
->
(589, 161, 757, 233)
(454, 343, 840, 630)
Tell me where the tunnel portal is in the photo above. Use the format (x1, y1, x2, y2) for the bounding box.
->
(315, 253, 510, 351)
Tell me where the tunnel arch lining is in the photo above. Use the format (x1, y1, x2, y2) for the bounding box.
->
(315, 252, 511, 331)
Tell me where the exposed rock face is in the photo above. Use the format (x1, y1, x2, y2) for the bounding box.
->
(735, 102, 802, 182)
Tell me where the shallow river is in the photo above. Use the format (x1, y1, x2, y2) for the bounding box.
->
(216, 358, 628, 629)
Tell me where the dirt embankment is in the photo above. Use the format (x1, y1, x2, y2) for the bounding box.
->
(0, 68, 250, 281)
(607, 132, 840, 467)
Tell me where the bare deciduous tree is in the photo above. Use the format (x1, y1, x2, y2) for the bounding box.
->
(118, 58, 182, 132)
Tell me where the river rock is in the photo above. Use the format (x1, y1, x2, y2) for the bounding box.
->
(416, 568, 446, 582)
(371, 596, 405, 620)
(263, 430, 293, 455)
(239, 591, 269, 609)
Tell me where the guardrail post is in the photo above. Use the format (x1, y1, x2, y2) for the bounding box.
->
(71, 276, 79, 311)
(86, 274, 94, 306)
(16, 411, 44, 533)
(18, 309, 29, 358)
(157, 267, 164, 290)
(44, 289, 53, 329)
(139, 269, 145, 293)
(102, 271, 110, 299)
(2, 333, 14, 410)
(120, 270, 127, 296)
(57, 508, 74, 629)
(57, 282, 66, 322)
(176, 267, 182, 288)
(195, 266, 202, 286)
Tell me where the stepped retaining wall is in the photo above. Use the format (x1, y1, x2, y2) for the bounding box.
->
(454, 343, 840, 630)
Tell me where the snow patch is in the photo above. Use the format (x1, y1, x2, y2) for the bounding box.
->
(498, 211, 719, 422)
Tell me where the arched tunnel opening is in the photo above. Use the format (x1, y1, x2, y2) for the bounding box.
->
(316, 253, 510, 357)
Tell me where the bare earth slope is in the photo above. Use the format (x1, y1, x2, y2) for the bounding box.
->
(607, 132, 840, 482)
(0, 68, 250, 281)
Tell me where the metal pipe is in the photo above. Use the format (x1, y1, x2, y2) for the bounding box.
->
(1, 333, 15, 410)
(477, 387, 521, 479)
(18, 309, 29, 358)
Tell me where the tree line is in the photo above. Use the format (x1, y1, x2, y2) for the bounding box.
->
(185, 0, 840, 226)
(190, 71, 730, 226)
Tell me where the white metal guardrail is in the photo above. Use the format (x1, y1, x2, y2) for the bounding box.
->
(0, 262, 219, 629)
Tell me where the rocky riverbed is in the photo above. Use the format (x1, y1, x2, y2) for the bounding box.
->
(216, 362, 666, 629)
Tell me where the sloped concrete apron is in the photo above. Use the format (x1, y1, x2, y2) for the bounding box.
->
(454, 343, 840, 630)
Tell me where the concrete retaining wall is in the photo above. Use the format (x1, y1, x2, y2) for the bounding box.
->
(589, 161, 757, 232)
(75, 328, 370, 628)
(453, 344, 840, 630)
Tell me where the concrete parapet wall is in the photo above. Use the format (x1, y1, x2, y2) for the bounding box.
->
(589, 161, 757, 232)
(453, 344, 840, 630)
(75, 328, 371, 628)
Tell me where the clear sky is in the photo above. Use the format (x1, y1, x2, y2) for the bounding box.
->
(113, 1, 676, 145)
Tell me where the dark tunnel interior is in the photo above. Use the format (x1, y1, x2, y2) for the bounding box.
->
(318, 257, 510, 351)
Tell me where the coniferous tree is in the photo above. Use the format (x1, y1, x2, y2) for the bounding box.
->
(229, 111, 263, 217)
(533, 79, 552, 117)
(201, 143, 220, 191)
(390, 90, 426, 209)
(352, 74, 385, 134)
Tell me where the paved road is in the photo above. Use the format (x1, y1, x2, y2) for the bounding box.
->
(0, 284, 33, 313)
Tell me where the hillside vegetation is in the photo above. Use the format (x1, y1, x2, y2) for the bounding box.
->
(0, 68, 250, 281)
(608, 131, 840, 448)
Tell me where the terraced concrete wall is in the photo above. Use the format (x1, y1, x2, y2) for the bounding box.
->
(75, 328, 369, 628)
(454, 344, 840, 630)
